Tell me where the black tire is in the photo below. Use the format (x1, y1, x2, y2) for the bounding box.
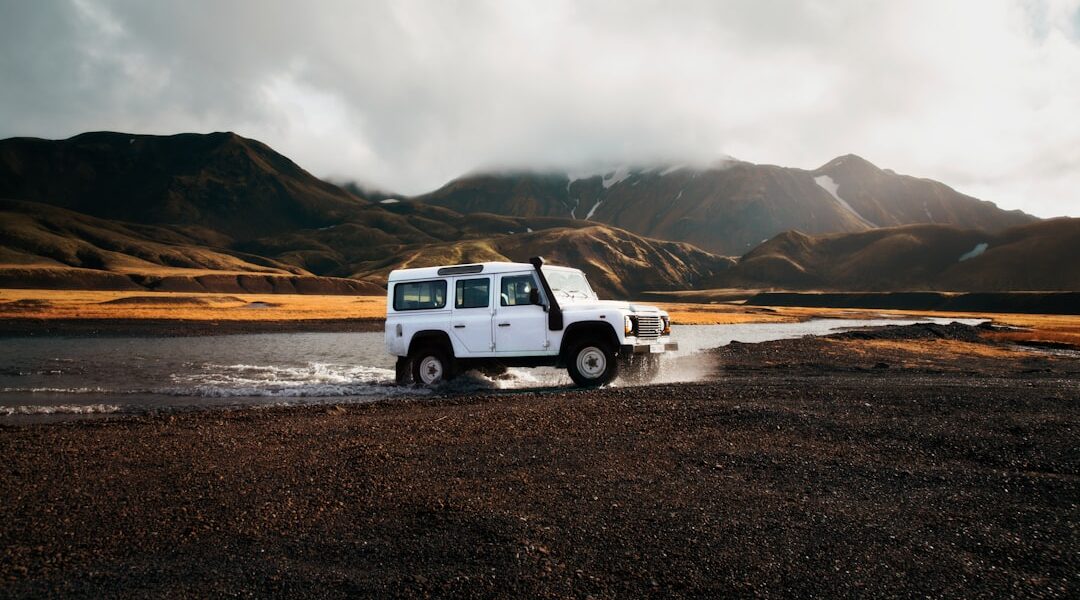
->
(620, 353, 661, 385)
(566, 341, 618, 388)
(410, 346, 455, 385)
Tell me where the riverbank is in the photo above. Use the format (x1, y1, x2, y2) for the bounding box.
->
(5, 289, 1080, 344)
(0, 317, 385, 337)
(1, 324, 1076, 597)
(746, 290, 1080, 315)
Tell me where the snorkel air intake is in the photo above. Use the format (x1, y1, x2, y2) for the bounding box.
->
(530, 256, 563, 331)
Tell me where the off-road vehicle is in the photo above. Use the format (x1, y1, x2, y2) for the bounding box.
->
(385, 257, 677, 387)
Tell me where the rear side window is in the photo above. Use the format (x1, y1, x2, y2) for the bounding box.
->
(393, 280, 447, 311)
(501, 274, 537, 306)
(455, 278, 490, 309)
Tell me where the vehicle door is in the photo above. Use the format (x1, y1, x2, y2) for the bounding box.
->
(494, 272, 550, 354)
(450, 276, 494, 354)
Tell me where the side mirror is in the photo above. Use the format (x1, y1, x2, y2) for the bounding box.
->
(529, 287, 542, 306)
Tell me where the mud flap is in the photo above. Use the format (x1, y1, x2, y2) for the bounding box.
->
(395, 356, 413, 386)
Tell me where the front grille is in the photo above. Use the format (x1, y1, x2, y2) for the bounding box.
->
(635, 315, 663, 340)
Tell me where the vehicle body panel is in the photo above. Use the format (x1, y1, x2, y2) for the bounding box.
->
(385, 261, 676, 364)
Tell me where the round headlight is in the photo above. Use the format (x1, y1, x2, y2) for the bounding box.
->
(624, 315, 634, 335)
(662, 316, 671, 335)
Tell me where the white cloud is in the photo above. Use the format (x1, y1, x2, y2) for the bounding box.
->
(0, 0, 1078, 217)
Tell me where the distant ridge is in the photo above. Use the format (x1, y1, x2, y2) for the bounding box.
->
(412, 157, 1036, 255)
(709, 218, 1080, 292)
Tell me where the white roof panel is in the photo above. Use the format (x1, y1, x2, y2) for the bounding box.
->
(387, 261, 578, 282)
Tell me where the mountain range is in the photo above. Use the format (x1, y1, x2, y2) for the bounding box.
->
(0, 131, 1073, 297)
(0, 132, 731, 296)
(416, 156, 1034, 255)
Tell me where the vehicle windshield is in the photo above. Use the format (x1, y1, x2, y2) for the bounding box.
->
(542, 267, 595, 300)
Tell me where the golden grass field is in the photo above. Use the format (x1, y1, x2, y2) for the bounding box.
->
(0, 289, 385, 322)
(1, 289, 1077, 346)
(835, 338, 1035, 365)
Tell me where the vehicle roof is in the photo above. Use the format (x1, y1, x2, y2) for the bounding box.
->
(387, 261, 579, 282)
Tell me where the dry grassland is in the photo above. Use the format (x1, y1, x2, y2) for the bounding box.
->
(1, 289, 1077, 346)
(0, 289, 385, 322)
(834, 338, 1034, 369)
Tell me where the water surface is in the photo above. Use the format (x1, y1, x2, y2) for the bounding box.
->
(0, 317, 984, 421)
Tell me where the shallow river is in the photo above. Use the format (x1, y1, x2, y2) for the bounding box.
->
(0, 317, 984, 421)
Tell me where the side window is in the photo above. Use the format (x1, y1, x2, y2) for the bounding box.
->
(455, 278, 490, 309)
(500, 274, 538, 306)
(393, 280, 447, 311)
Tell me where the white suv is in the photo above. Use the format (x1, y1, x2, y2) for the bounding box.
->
(385, 257, 677, 387)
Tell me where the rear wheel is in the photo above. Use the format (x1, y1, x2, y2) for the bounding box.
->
(567, 341, 618, 387)
(411, 346, 454, 385)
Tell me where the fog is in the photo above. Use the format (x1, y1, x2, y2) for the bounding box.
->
(1, 0, 1078, 217)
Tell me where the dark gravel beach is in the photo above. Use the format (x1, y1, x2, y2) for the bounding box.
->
(1, 325, 1077, 597)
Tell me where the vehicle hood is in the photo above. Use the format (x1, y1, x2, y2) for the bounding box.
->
(559, 299, 664, 314)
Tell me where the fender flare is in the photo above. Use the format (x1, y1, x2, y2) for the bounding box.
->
(408, 330, 457, 358)
(557, 321, 620, 365)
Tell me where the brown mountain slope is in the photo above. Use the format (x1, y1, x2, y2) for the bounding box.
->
(237, 204, 610, 278)
(1, 198, 720, 297)
(0, 133, 643, 284)
(0, 199, 378, 294)
(415, 158, 1035, 255)
(0, 132, 369, 239)
(412, 172, 576, 218)
(710, 218, 1080, 291)
(350, 225, 734, 298)
(813, 155, 1030, 230)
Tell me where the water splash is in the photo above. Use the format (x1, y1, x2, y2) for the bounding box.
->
(165, 362, 411, 398)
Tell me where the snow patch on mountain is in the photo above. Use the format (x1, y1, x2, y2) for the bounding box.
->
(959, 242, 989, 261)
(602, 167, 631, 189)
(813, 175, 876, 227)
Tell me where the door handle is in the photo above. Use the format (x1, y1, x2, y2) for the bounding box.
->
(498, 323, 511, 327)
(453, 324, 466, 329)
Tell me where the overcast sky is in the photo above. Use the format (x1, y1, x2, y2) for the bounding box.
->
(2, 0, 1078, 217)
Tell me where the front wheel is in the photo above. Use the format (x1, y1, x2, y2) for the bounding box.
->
(566, 342, 618, 388)
(411, 346, 455, 385)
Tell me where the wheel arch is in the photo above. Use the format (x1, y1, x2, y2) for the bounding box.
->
(408, 330, 456, 358)
(558, 321, 620, 365)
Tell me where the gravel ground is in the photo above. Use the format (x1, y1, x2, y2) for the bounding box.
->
(1, 332, 1077, 597)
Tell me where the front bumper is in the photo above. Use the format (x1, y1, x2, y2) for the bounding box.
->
(621, 342, 679, 354)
